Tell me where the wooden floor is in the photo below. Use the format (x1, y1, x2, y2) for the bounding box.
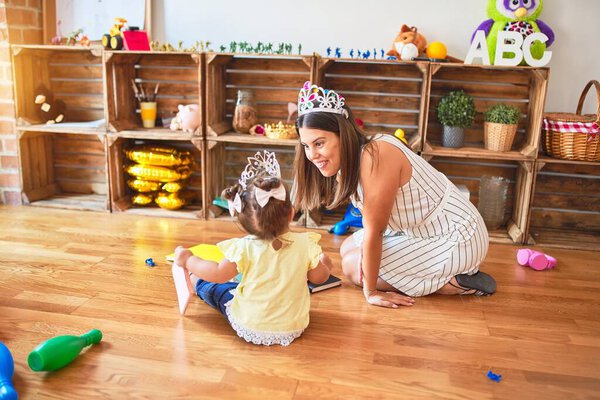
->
(1, 205, 599, 399)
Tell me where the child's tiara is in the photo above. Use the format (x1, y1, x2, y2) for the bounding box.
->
(239, 150, 281, 189)
(297, 81, 348, 118)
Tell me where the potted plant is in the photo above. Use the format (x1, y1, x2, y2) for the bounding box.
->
(436, 90, 475, 148)
(483, 104, 521, 151)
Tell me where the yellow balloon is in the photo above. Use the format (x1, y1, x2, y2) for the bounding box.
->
(125, 164, 191, 183)
(127, 179, 162, 193)
(132, 193, 154, 206)
(125, 145, 192, 167)
(162, 181, 186, 193)
(155, 191, 191, 210)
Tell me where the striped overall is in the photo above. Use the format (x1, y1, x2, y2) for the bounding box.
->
(351, 134, 489, 297)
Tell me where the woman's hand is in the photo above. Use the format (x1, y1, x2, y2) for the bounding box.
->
(364, 289, 415, 308)
(174, 246, 193, 268)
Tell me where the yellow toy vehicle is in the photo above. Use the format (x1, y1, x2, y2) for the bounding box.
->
(102, 17, 127, 50)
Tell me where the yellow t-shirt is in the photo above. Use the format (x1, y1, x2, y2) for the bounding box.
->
(217, 231, 322, 338)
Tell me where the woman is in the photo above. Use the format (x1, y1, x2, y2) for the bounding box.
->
(293, 81, 496, 308)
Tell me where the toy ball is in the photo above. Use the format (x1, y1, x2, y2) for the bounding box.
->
(394, 128, 408, 145)
(426, 42, 447, 59)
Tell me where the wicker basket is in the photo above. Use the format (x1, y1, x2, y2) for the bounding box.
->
(543, 80, 600, 162)
(484, 122, 517, 151)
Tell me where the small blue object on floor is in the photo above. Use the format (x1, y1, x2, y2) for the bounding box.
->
(330, 204, 363, 235)
(145, 258, 156, 267)
(487, 370, 502, 382)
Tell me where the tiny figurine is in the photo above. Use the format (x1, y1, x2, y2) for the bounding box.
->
(349, 49, 354, 58)
(51, 20, 62, 45)
(326, 46, 331, 57)
(362, 50, 371, 59)
(145, 258, 156, 267)
(487, 370, 502, 382)
(335, 47, 341, 58)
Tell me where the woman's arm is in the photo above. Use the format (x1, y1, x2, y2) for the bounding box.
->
(308, 253, 333, 284)
(174, 246, 238, 283)
(359, 141, 414, 308)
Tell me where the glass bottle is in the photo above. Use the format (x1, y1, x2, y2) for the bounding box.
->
(477, 176, 510, 230)
(232, 90, 258, 134)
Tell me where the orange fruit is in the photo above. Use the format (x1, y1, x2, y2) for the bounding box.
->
(426, 42, 447, 59)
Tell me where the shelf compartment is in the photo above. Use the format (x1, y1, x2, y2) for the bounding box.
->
(11, 45, 105, 129)
(104, 51, 202, 134)
(108, 135, 204, 219)
(315, 58, 429, 152)
(205, 53, 313, 137)
(424, 155, 536, 244)
(18, 131, 109, 211)
(527, 160, 600, 250)
(423, 63, 548, 159)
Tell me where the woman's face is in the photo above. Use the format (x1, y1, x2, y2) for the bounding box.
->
(299, 128, 341, 177)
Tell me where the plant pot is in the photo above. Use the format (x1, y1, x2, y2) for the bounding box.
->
(442, 125, 464, 148)
(484, 122, 517, 151)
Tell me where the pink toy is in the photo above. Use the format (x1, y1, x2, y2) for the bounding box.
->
(178, 104, 200, 133)
(516, 249, 557, 271)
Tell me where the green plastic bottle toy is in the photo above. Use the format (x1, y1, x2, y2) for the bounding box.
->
(28, 329, 103, 371)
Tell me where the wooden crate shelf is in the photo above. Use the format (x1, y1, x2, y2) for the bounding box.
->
(423, 63, 548, 160)
(108, 135, 204, 219)
(314, 58, 428, 152)
(104, 51, 202, 134)
(204, 140, 300, 223)
(11, 45, 105, 127)
(527, 159, 600, 250)
(205, 53, 313, 138)
(424, 155, 536, 244)
(18, 130, 109, 211)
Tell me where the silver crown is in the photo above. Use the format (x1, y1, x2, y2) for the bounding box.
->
(297, 81, 348, 118)
(239, 151, 281, 189)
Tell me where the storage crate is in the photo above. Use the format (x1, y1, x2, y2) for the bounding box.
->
(11, 45, 105, 134)
(18, 131, 109, 211)
(425, 155, 535, 244)
(527, 158, 600, 250)
(315, 58, 429, 152)
(423, 63, 548, 160)
(204, 140, 301, 224)
(104, 51, 202, 134)
(205, 53, 313, 140)
(108, 134, 204, 219)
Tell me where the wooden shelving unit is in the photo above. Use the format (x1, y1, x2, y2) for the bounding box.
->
(10, 45, 597, 247)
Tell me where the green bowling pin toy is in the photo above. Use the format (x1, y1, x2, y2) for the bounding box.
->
(28, 329, 102, 371)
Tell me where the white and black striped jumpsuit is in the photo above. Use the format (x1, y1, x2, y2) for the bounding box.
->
(351, 134, 489, 297)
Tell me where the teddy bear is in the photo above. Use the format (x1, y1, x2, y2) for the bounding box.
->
(471, 0, 554, 65)
(169, 104, 200, 133)
(386, 25, 427, 61)
(34, 85, 66, 124)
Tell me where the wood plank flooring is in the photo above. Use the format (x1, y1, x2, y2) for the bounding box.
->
(1, 205, 599, 399)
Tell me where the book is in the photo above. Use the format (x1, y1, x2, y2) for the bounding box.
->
(308, 274, 342, 294)
(172, 263, 194, 315)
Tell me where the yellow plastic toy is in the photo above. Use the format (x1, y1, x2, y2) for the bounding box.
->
(394, 128, 408, 145)
(102, 17, 127, 50)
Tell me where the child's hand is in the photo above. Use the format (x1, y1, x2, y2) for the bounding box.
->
(174, 246, 193, 268)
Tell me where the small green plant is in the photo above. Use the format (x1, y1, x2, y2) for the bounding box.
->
(484, 104, 521, 125)
(436, 90, 475, 128)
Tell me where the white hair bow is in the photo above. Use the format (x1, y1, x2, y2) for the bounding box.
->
(227, 193, 242, 217)
(254, 184, 286, 208)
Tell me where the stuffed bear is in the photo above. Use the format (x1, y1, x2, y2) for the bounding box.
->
(386, 25, 427, 61)
(471, 0, 554, 65)
(34, 85, 66, 124)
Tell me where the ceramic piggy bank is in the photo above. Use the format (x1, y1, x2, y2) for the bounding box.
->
(176, 104, 200, 133)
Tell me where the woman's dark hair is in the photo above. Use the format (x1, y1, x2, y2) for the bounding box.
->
(221, 176, 292, 240)
(293, 105, 374, 210)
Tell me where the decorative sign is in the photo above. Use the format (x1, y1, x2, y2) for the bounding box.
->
(465, 30, 552, 67)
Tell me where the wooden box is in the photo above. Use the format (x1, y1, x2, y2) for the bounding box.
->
(423, 63, 549, 160)
(425, 155, 536, 244)
(18, 131, 109, 211)
(314, 58, 429, 152)
(11, 45, 105, 134)
(527, 158, 600, 250)
(203, 141, 300, 223)
(205, 53, 313, 140)
(108, 134, 204, 219)
(104, 51, 202, 135)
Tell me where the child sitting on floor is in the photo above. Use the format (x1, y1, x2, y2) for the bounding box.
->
(174, 151, 333, 346)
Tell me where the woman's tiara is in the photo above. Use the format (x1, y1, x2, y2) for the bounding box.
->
(297, 81, 348, 118)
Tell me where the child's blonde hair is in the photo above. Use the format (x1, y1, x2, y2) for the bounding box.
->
(222, 175, 293, 240)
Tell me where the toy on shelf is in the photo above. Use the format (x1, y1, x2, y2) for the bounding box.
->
(0, 341, 18, 400)
(471, 0, 554, 65)
(516, 249, 557, 271)
(102, 17, 127, 49)
(264, 122, 298, 140)
(426, 41, 448, 60)
(386, 25, 427, 61)
(394, 128, 408, 145)
(330, 204, 363, 235)
(50, 20, 62, 45)
(65, 28, 88, 46)
(28, 329, 103, 372)
(170, 104, 200, 133)
(34, 85, 65, 124)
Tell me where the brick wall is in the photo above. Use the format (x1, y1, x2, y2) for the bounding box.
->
(0, 0, 42, 204)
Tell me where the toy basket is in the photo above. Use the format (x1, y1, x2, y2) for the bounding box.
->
(543, 80, 600, 161)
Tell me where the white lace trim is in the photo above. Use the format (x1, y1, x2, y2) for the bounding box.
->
(225, 301, 304, 346)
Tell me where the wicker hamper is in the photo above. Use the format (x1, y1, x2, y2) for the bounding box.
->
(543, 80, 600, 162)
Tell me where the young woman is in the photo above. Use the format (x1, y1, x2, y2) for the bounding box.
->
(293, 81, 495, 309)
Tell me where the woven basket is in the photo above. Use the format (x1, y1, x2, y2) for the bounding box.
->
(543, 80, 600, 162)
(484, 122, 517, 151)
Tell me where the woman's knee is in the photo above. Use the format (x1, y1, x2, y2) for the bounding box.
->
(341, 247, 361, 286)
(340, 235, 357, 258)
